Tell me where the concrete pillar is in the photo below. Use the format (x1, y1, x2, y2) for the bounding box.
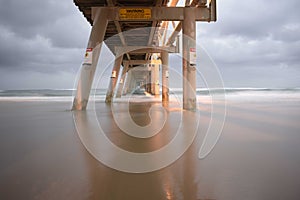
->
(131, 77, 137, 92)
(154, 63, 160, 96)
(123, 69, 131, 95)
(72, 9, 108, 110)
(161, 51, 169, 102)
(182, 7, 197, 110)
(128, 71, 135, 94)
(146, 65, 151, 93)
(105, 55, 123, 103)
(116, 62, 129, 98)
(151, 63, 160, 96)
(150, 64, 155, 94)
(125, 69, 136, 94)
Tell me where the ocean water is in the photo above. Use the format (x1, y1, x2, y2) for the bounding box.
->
(0, 89, 105, 102)
(0, 88, 299, 102)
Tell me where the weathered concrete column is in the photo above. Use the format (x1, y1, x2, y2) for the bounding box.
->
(116, 62, 129, 98)
(123, 69, 131, 95)
(128, 70, 135, 94)
(154, 63, 160, 96)
(147, 71, 151, 93)
(161, 51, 169, 102)
(105, 55, 123, 103)
(131, 77, 137, 93)
(182, 7, 197, 110)
(150, 63, 160, 96)
(72, 8, 108, 110)
(150, 64, 155, 94)
(145, 65, 151, 93)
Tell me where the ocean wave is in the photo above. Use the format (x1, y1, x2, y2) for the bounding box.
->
(0, 88, 107, 97)
(0, 88, 299, 99)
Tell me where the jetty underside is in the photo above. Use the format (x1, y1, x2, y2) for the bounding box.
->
(72, 0, 216, 110)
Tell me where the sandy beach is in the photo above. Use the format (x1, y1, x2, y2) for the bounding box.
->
(0, 96, 299, 200)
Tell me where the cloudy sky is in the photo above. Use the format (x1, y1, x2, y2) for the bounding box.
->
(0, 0, 299, 89)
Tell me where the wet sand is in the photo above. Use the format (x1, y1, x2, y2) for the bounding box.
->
(0, 98, 300, 199)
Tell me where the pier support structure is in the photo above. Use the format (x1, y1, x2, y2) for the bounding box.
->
(72, 9, 108, 110)
(151, 64, 160, 96)
(123, 69, 132, 95)
(116, 62, 129, 98)
(105, 55, 123, 103)
(182, 8, 197, 110)
(161, 51, 169, 103)
(72, 1, 216, 110)
(150, 55, 160, 96)
(128, 70, 135, 93)
(145, 69, 151, 94)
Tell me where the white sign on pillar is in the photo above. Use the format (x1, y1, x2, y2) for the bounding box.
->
(189, 47, 196, 65)
(83, 48, 93, 64)
(111, 70, 117, 78)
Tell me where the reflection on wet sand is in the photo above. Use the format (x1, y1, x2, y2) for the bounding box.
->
(77, 101, 202, 199)
(1, 100, 300, 199)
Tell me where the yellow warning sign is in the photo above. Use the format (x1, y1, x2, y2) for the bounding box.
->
(119, 8, 151, 20)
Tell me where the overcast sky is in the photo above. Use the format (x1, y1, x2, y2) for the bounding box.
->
(0, 0, 299, 89)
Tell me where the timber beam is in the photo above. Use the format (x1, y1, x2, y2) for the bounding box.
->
(123, 60, 151, 65)
(115, 46, 176, 56)
(92, 7, 213, 22)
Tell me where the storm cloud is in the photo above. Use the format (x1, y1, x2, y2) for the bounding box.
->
(197, 0, 300, 87)
(0, 0, 299, 89)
